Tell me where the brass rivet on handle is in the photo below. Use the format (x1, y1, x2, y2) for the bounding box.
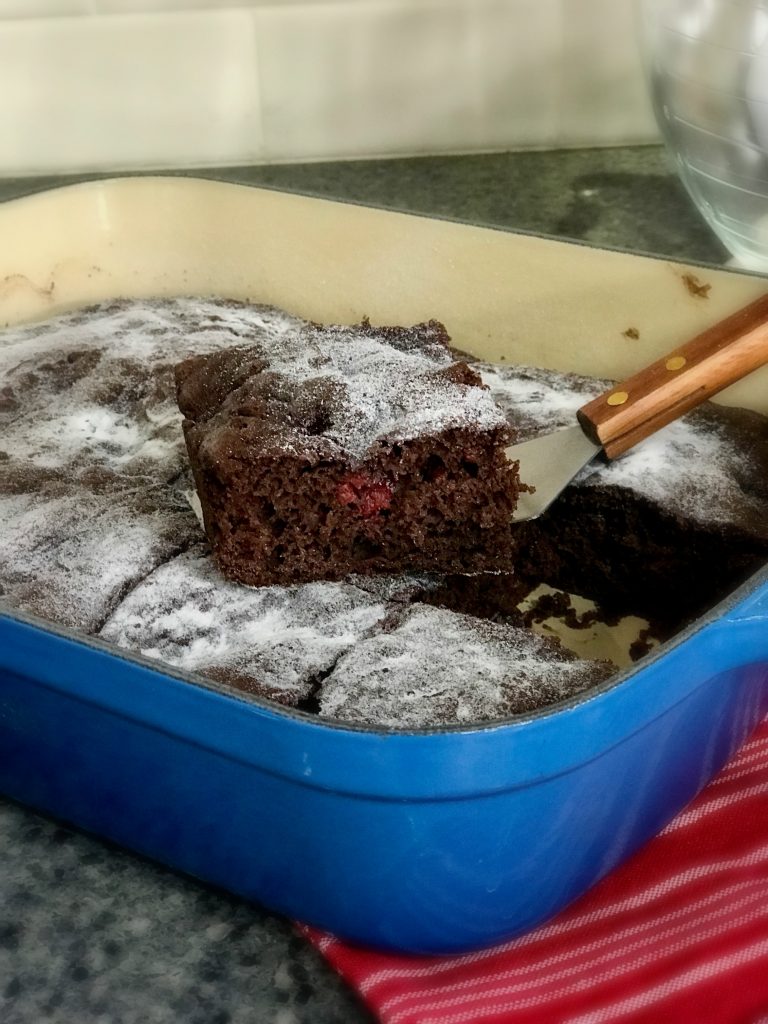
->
(665, 355, 687, 371)
(606, 391, 629, 406)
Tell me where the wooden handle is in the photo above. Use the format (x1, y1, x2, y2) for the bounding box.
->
(577, 293, 768, 459)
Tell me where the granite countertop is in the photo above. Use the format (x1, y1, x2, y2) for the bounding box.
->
(0, 145, 728, 1024)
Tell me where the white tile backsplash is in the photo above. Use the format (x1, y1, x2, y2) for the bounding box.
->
(560, 0, 657, 145)
(0, 10, 262, 173)
(0, 0, 658, 175)
(256, 0, 562, 160)
(0, 2, 90, 17)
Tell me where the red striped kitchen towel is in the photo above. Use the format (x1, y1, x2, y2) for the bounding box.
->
(302, 718, 768, 1024)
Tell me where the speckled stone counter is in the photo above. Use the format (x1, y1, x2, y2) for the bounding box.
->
(0, 145, 728, 1024)
(0, 145, 728, 266)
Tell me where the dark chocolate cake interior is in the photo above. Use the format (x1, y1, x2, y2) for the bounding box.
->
(175, 321, 523, 586)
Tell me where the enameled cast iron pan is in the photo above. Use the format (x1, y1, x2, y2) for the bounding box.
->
(1, 178, 767, 954)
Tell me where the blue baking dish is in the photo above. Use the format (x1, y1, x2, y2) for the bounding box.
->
(1, 569, 768, 954)
(1, 177, 768, 954)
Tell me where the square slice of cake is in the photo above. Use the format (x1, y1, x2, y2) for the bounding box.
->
(175, 319, 524, 586)
(0, 460, 200, 632)
(99, 545, 390, 707)
(317, 603, 613, 728)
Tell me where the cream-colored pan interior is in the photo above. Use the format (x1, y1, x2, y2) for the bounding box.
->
(1, 177, 765, 669)
(0, 176, 766, 413)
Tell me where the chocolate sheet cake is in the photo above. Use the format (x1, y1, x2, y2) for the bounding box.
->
(175, 319, 523, 586)
(2, 297, 768, 726)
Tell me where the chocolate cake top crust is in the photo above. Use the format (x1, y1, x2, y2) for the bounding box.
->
(318, 604, 613, 728)
(480, 362, 768, 536)
(0, 299, 307, 481)
(0, 459, 199, 631)
(99, 545, 389, 707)
(176, 319, 508, 463)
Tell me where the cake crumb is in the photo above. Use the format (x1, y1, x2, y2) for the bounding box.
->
(522, 590, 621, 631)
(629, 626, 660, 662)
(681, 273, 711, 299)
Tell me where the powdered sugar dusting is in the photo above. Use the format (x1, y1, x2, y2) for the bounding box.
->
(479, 361, 768, 529)
(346, 572, 443, 603)
(304, 327, 505, 458)
(480, 363, 599, 433)
(318, 604, 610, 727)
(2, 298, 763, 728)
(0, 471, 200, 631)
(588, 416, 763, 525)
(191, 320, 508, 461)
(7, 404, 169, 470)
(100, 545, 390, 704)
(0, 299, 506, 475)
(0, 299, 304, 479)
(0, 298, 302, 375)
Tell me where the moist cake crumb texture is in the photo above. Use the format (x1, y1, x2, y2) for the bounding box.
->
(175, 318, 522, 586)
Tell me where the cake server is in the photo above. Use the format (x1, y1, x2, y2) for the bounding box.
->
(508, 293, 768, 522)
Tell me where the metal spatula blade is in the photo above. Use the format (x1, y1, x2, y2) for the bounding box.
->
(507, 426, 600, 523)
(505, 293, 768, 524)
